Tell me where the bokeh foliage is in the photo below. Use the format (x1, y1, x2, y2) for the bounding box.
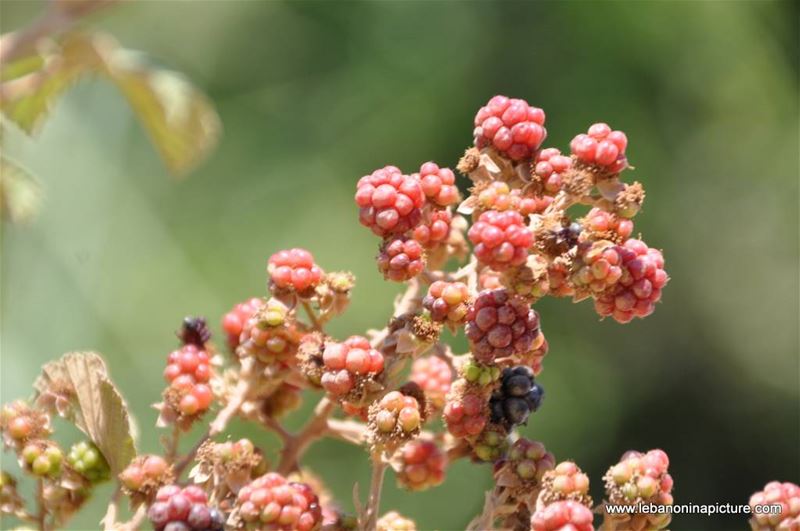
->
(1, 1, 798, 529)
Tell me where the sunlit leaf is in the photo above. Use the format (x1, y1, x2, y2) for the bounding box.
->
(0, 154, 43, 223)
(0, 33, 220, 175)
(0, 53, 46, 82)
(34, 352, 137, 474)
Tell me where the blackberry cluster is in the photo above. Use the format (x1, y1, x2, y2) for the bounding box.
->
(148, 485, 224, 531)
(377, 511, 417, 531)
(67, 441, 110, 483)
(416, 161, 459, 207)
(237, 299, 300, 366)
(570, 122, 628, 173)
(409, 355, 452, 410)
(178, 316, 211, 348)
(465, 289, 540, 363)
(222, 297, 264, 350)
(119, 455, 172, 496)
(530, 500, 595, 531)
(376, 236, 425, 282)
(21, 441, 62, 477)
(268, 248, 324, 296)
(412, 208, 453, 248)
(235, 472, 322, 531)
(320, 335, 384, 398)
(749, 481, 800, 531)
(473, 95, 547, 160)
(443, 389, 487, 439)
(581, 207, 634, 243)
(489, 366, 543, 428)
(422, 280, 470, 327)
(355, 166, 425, 237)
(395, 439, 446, 491)
(0, 400, 50, 448)
(476, 181, 549, 217)
(163, 344, 214, 417)
(533, 148, 572, 195)
(368, 390, 423, 446)
(468, 210, 533, 271)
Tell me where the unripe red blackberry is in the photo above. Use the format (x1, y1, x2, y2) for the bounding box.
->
(237, 299, 300, 366)
(422, 281, 470, 328)
(376, 236, 425, 282)
(412, 208, 453, 249)
(0, 401, 50, 448)
(163, 344, 215, 417)
(516, 331, 549, 376)
(377, 511, 417, 531)
(571, 241, 624, 295)
(222, 297, 265, 351)
(356, 166, 425, 237)
(476, 182, 550, 217)
(533, 148, 572, 195)
(66, 441, 110, 483)
(547, 259, 575, 298)
(468, 210, 533, 271)
(465, 289, 540, 364)
(148, 484, 223, 531)
(395, 439, 447, 491)
(21, 441, 62, 477)
(500, 438, 555, 484)
(368, 390, 424, 448)
(473, 95, 547, 161)
(443, 386, 488, 439)
(470, 424, 508, 462)
(119, 455, 173, 498)
(540, 461, 592, 507)
(749, 481, 800, 531)
(320, 336, 384, 399)
(235, 472, 322, 531)
(581, 207, 634, 244)
(570, 122, 628, 174)
(604, 449, 673, 506)
(593, 239, 668, 323)
(502, 254, 551, 303)
(531, 500, 595, 531)
(489, 366, 543, 428)
(409, 355, 452, 410)
(416, 161, 460, 207)
(268, 248, 324, 296)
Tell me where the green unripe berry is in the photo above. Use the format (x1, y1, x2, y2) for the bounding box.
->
(22, 444, 40, 464)
(32, 455, 52, 476)
(464, 363, 481, 382)
(44, 446, 62, 466)
(478, 371, 492, 386)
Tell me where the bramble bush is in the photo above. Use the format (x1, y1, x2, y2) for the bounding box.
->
(1, 93, 797, 531)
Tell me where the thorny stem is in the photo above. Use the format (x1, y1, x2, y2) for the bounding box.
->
(101, 487, 121, 531)
(35, 479, 47, 531)
(165, 423, 180, 462)
(173, 426, 211, 478)
(362, 452, 388, 531)
(276, 396, 336, 475)
(301, 300, 324, 332)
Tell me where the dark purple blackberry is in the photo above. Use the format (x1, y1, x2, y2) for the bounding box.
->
(489, 366, 544, 428)
(178, 316, 211, 347)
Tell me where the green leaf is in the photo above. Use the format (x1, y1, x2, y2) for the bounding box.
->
(0, 33, 220, 175)
(0, 53, 46, 82)
(34, 352, 137, 474)
(0, 154, 43, 223)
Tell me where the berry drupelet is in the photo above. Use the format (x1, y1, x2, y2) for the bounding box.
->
(489, 366, 543, 428)
(320, 335, 384, 398)
(531, 500, 595, 531)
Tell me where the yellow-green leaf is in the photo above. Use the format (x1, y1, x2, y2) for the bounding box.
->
(34, 352, 137, 474)
(0, 154, 43, 223)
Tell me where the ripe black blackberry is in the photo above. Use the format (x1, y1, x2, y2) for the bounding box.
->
(178, 316, 211, 347)
(489, 366, 543, 427)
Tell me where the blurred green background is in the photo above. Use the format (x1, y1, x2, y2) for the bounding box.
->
(1, 1, 798, 530)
